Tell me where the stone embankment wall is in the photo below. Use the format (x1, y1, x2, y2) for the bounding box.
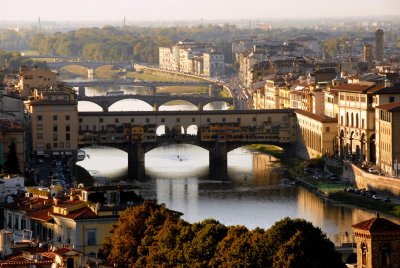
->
(345, 162, 400, 196)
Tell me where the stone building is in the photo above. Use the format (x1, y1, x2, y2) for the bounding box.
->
(353, 215, 400, 268)
(375, 101, 400, 176)
(16, 66, 57, 98)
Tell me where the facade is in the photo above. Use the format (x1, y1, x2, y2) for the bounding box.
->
(375, 101, 400, 176)
(364, 44, 374, 70)
(353, 216, 400, 268)
(295, 109, 338, 159)
(324, 88, 339, 119)
(28, 90, 78, 158)
(203, 52, 225, 77)
(264, 78, 286, 109)
(336, 84, 380, 162)
(16, 66, 57, 98)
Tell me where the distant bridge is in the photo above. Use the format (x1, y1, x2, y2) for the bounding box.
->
(68, 80, 213, 88)
(78, 94, 234, 111)
(47, 61, 127, 71)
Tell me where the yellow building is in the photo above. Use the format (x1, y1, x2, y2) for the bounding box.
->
(375, 101, 400, 176)
(17, 66, 57, 98)
(295, 109, 338, 159)
(28, 90, 78, 158)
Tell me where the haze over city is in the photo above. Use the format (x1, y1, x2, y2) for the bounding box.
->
(2, 0, 400, 22)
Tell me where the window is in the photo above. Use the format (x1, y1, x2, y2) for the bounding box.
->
(37, 115, 43, 121)
(53, 143, 58, 148)
(222, 118, 226, 122)
(389, 96, 395, 103)
(66, 133, 70, 141)
(146, 118, 150, 123)
(100, 118, 103, 123)
(37, 133, 43, 140)
(53, 134, 58, 141)
(66, 125, 70, 132)
(253, 117, 256, 122)
(325, 127, 330, 132)
(176, 118, 180, 123)
(192, 118, 196, 122)
(66, 142, 71, 148)
(53, 115, 58, 121)
(161, 118, 165, 123)
(37, 124, 43, 130)
(79, 118, 82, 123)
(59, 142, 64, 148)
(7, 214, 12, 228)
(130, 118, 134, 123)
(87, 229, 96, 245)
(237, 118, 241, 122)
(66, 228, 71, 243)
(14, 215, 19, 229)
(207, 118, 210, 123)
(115, 118, 119, 123)
(66, 115, 70, 120)
(53, 125, 58, 132)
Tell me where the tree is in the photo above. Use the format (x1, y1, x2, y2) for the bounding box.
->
(4, 142, 20, 174)
(265, 218, 345, 268)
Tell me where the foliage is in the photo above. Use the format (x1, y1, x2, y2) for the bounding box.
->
(4, 142, 20, 174)
(100, 202, 345, 267)
(0, 50, 47, 73)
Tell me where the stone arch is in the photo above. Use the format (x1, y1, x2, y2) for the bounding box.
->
(158, 100, 199, 111)
(346, 112, 349, 126)
(156, 125, 170, 136)
(203, 101, 233, 111)
(78, 101, 103, 112)
(171, 125, 185, 136)
(108, 99, 153, 112)
(187, 125, 199, 136)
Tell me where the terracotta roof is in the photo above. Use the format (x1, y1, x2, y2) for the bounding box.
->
(4, 197, 53, 213)
(295, 109, 337, 123)
(27, 207, 53, 222)
(51, 206, 98, 220)
(52, 247, 84, 256)
(376, 101, 400, 112)
(331, 84, 373, 93)
(372, 86, 400, 95)
(352, 217, 400, 232)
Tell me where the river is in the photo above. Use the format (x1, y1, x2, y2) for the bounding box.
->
(67, 75, 389, 246)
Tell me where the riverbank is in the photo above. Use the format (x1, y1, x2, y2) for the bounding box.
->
(246, 145, 400, 218)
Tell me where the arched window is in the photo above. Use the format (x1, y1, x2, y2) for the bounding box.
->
(381, 244, 391, 268)
(362, 242, 367, 267)
(356, 114, 359, 128)
(346, 112, 349, 126)
(351, 113, 354, 127)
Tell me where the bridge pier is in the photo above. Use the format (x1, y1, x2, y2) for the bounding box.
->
(88, 68, 95, 79)
(128, 142, 145, 179)
(78, 86, 86, 97)
(209, 142, 228, 179)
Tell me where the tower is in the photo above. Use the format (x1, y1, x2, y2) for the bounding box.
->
(364, 44, 373, 71)
(353, 215, 400, 268)
(375, 29, 384, 62)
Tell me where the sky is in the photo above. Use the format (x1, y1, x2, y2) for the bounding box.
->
(1, 0, 400, 22)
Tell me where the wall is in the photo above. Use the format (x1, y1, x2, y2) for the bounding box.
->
(346, 162, 400, 196)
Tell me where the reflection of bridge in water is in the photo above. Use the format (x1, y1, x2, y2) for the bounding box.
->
(78, 109, 297, 179)
(78, 94, 235, 111)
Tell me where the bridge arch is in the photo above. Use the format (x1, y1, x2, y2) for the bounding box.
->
(78, 101, 103, 112)
(203, 101, 233, 111)
(158, 100, 199, 111)
(186, 125, 198, 136)
(108, 99, 153, 112)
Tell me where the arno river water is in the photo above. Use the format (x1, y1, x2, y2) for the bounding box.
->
(68, 76, 387, 245)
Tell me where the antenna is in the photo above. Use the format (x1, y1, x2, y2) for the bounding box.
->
(38, 17, 42, 31)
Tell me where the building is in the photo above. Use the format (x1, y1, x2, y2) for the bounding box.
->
(353, 215, 400, 268)
(0, 175, 24, 203)
(3, 185, 143, 255)
(203, 52, 225, 77)
(324, 88, 339, 119)
(375, 101, 400, 176)
(295, 110, 338, 159)
(0, 119, 25, 172)
(16, 66, 57, 98)
(375, 29, 384, 63)
(28, 89, 78, 159)
(364, 44, 373, 70)
(264, 78, 286, 109)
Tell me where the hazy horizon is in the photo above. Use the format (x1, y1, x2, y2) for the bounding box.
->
(2, 0, 400, 22)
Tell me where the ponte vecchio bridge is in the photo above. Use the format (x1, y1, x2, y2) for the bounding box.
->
(78, 109, 297, 178)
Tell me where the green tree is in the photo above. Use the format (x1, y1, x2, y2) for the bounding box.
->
(4, 142, 20, 174)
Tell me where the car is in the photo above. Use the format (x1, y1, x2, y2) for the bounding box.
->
(384, 196, 391, 202)
(368, 168, 378, 174)
(372, 195, 381, 200)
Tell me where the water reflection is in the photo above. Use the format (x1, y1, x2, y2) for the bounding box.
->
(76, 145, 397, 245)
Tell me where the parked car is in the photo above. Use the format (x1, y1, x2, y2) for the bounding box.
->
(384, 196, 391, 202)
(372, 195, 381, 200)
